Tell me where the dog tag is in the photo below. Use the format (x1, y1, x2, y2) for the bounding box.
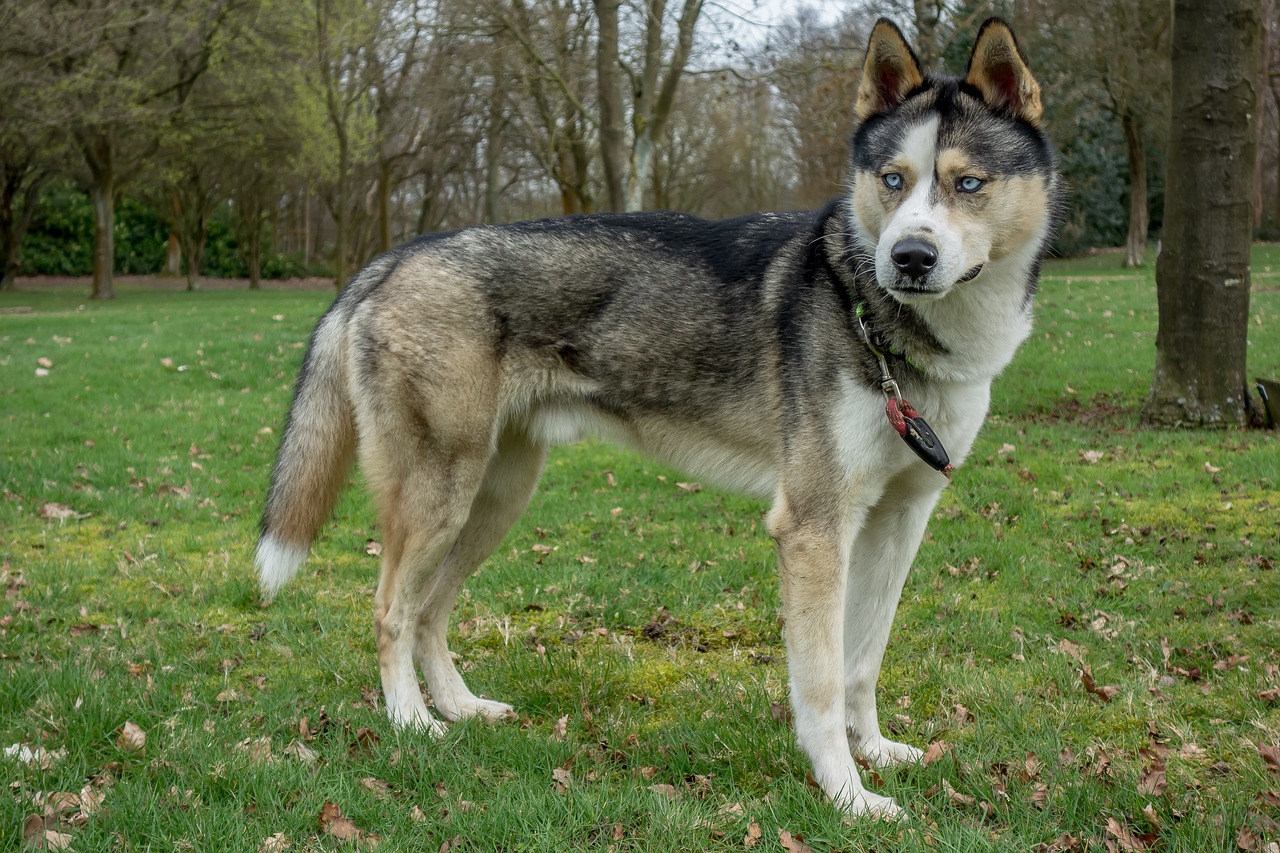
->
(885, 397, 955, 478)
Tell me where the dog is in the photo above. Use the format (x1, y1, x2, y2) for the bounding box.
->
(256, 18, 1062, 817)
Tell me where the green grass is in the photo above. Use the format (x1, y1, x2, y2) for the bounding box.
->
(2, 252, 1278, 852)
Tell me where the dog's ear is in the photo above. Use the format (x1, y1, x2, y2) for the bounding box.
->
(964, 18, 1043, 126)
(855, 19, 926, 122)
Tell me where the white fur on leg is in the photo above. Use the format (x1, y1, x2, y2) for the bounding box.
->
(383, 655, 446, 737)
(423, 653, 515, 723)
(256, 535, 310, 599)
(799, 707, 904, 819)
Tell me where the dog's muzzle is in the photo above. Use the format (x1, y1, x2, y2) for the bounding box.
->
(891, 238, 937, 280)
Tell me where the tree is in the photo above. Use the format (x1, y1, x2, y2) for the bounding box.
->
(0, 22, 63, 291)
(1143, 0, 1262, 428)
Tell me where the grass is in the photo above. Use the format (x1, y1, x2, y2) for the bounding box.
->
(1, 249, 1278, 852)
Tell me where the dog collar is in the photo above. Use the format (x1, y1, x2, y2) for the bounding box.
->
(855, 303, 955, 478)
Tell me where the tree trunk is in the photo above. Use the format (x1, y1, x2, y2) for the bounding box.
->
(377, 158, 392, 253)
(594, 0, 626, 212)
(1143, 0, 1261, 428)
(0, 163, 46, 292)
(164, 232, 182, 277)
(80, 131, 116, 300)
(623, 0, 702, 212)
(1122, 111, 1148, 267)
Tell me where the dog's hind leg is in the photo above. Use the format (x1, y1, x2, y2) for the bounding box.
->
(367, 436, 493, 736)
(843, 469, 944, 768)
(415, 425, 547, 723)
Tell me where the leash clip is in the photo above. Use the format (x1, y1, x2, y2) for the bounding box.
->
(855, 304, 954, 478)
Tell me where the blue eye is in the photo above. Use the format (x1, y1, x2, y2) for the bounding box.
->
(958, 176, 984, 193)
(882, 173, 903, 190)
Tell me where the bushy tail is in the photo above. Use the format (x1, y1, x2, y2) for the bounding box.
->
(256, 308, 357, 599)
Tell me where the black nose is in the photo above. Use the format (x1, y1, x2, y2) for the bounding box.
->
(891, 239, 938, 279)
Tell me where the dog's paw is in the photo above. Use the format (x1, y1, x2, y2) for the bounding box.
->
(388, 705, 448, 738)
(857, 736, 924, 768)
(437, 696, 517, 724)
(845, 789, 906, 820)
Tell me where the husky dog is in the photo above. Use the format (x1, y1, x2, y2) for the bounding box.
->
(257, 18, 1062, 816)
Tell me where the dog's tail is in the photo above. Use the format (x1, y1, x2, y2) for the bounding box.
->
(256, 304, 358, 600)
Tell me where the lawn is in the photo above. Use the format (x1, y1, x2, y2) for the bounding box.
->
(1, 251, 1278, 852)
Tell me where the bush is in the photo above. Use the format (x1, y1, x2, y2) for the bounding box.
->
(21, 182, 165, 275)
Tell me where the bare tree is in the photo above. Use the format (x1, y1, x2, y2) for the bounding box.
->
(1143, 0, 1262, 428)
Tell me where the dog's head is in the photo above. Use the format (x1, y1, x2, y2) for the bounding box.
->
(848, 19, 1060, 303)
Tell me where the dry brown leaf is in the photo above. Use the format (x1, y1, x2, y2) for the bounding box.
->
(284, 739, 318, 765)
(743, 820, 762, 848)
(551, 714, 569, 741)
(648, 783, 677, 801)
(116, 721, 146, 752)
(1258, 743, 1280, 775)
(1137, 759, 1167, 797)
(259, 832, 290, 852)
(39, 503, 81, 522)
(1236, 825, 1259, 851)
(360, 777, 392, 799)
(551, 766, 571, 793)
(1080, 665, 1119, 702)
(922, 740, 949, 765)
(438, 836, 463, 853)
(319, 801, 362, 842)
(778, 828, 815, 853)
(1104, 817, 1150, 852)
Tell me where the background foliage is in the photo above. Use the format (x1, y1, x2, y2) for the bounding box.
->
(2, 0, 1257, 285)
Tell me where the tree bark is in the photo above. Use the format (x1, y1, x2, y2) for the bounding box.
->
(594, 0, 626, 212)
(0, 161, 47, 292)
(1143, 0, 1261, 428)
(80, 130, 116, 300)
(1122, 111, 1148, 267)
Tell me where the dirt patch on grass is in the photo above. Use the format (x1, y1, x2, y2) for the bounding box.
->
(1020, 392, 1135, 427)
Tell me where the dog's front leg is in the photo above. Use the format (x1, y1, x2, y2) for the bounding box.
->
(769, 492, 901, 818)
(844, 472, 944, 768)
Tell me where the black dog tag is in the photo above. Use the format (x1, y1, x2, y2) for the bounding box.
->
(886, 398, 955, 477)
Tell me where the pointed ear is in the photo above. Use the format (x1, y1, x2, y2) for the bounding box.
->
(855, 19, 926, 122)
(964, 18, 1043, 126)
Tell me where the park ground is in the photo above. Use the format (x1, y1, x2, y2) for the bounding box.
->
(1, 249, 1278, 851)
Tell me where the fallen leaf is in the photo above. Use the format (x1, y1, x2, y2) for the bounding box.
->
(37, 357, 53, 368)
(743, 820, 762, 848)
(551, 714, 569, 741)
(259, 833, 290, 852)
(319, 801, 361, 842)
(1080, 665, 1119, 702)
(365, 540, 382, 557)
(675, 481, 702, 493)
(1081, 450, 1104, 464)
(1235, 825, 1258, 851)
(39, 503, 80, 522)
(1033, 833, 1082, 852)
(4, 744, 67, 769)
(1258, 743, 1280, 776)
(1137, 758, 1167, 797)
(1204, 461, 1221, 474)
(360, 777, 392, 799)
(116, 721, 146, 751)
(778, 828, 815, 853)
(285, 739, 318, 765)
(922, 740, 949, 765)
(648, 783, 677, 801)
(551, 766, 572, 792)
(1104, 816, 1149, 852)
